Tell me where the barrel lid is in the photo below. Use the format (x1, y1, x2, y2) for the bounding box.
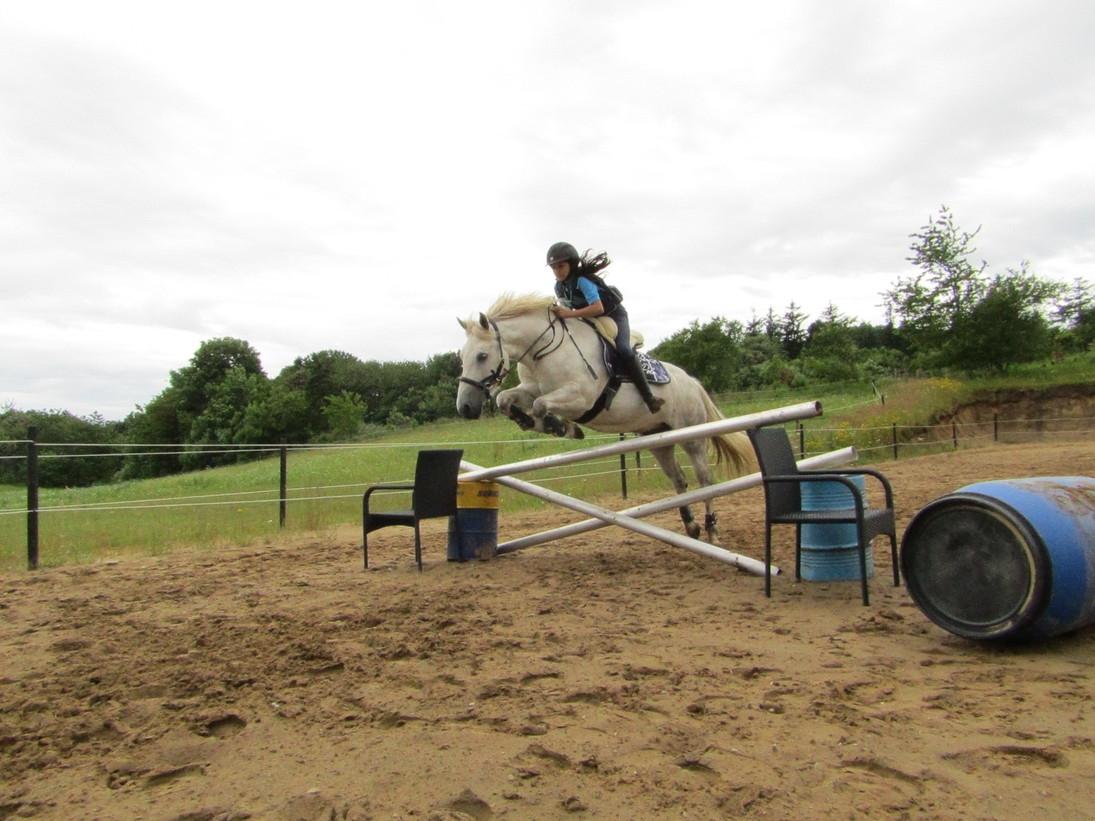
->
(901, 493, 1051, 640)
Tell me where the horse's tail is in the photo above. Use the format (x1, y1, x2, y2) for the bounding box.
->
(700, 387, 758, 476)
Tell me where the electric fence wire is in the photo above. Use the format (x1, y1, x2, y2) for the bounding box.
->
(3, 416, 1090, 519)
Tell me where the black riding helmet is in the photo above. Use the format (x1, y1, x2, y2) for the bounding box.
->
(546, 241, 580, 267)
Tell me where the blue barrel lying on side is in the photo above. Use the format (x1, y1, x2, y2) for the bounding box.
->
(901, 476, 1095, 641)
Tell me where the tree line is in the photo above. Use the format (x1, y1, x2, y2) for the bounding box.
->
(2, 206, 1092, 487)
(650, 206, 1092, 392)
(0, 348, 462, 486)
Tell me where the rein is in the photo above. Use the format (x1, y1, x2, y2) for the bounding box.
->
(558, 316, 599, 380)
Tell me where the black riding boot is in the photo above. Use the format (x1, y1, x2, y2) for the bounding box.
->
(622, 355, 664, 414)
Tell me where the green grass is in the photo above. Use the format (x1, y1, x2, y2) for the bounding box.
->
(0, 415, 679, 570)
(3, 356, 1092, 571)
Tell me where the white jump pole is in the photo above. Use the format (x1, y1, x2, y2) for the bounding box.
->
(497, 447, 857, 554)
(458, 401, 822, 483)
(461, 458, 776, 576)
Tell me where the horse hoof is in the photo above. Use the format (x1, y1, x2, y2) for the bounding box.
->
(686, 523, 702, 540)
(542, 415, 567, 437)
(573, 426, 585, 440)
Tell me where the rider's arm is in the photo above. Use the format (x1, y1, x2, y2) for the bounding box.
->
(555, 300, 604, 319)
(553, 278, 605, 318)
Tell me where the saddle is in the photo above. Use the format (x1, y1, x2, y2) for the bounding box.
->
(572, 319, 672, 425)
(589, 316, 645, 350)
(581, 319, 671, 386)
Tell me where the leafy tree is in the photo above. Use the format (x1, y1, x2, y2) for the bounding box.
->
(1055, 278, 1095, 351)
(745, 311, 764, 337)
(276, 350, 373, 436)
(239, 382, 309, 444)
(172, 338, 265, 417)
(884, 206, 987, 363)
(0, 408, 122, 487)
(850, 320, 902, 354)
(802, 304, 859, 382)
(804, 321, 855, 361)
(779, 302, 808, 359)
(181, 367, 271, 470)
(117, 387, 184, 479)
(322, 390, 367, 440)
(651, 318, 745, 392)
(948, 264, 1063, 371)
(763, 308, 780, 341)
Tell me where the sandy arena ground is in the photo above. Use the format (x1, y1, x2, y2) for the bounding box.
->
(2, 441, 1094, 820)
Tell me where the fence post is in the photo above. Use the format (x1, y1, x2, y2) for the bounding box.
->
(952, 420, 958, 449)
(618, 434, 628, 499)
(798, 423, 805, 458)
(279, 443, 288, 528)
(26, 426, 39, 570)
(892, 423, 898, 460)
(993, 413, 998, 442)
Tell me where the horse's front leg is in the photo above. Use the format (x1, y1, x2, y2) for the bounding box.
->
(531, 383, 590, 440)
(496, 384, 540, 431)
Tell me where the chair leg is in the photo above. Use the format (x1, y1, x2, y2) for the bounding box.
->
(858, 536, 870, 606)
(414, 521, 423, 571)
(764, 523, 773, 598)
(362, 501, 369, 569)
(794, 524, 802, 581)
(889, 533, 900, 586)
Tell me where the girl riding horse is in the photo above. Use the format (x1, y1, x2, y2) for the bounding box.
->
(546, 242, 664, 414)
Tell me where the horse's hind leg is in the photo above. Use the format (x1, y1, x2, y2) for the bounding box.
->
(649, 445, 701, 540)
(681, 438, 721, 543)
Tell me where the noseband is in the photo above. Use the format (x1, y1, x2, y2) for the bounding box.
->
(458, 318, 510, 396)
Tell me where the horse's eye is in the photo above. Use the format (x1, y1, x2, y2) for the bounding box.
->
(476, 352, 488, 362)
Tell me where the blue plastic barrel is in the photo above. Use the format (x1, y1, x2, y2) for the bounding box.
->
(446, 480, 500, 562)
(800, 475, 875, 581)
(901, 477, 1095, 641)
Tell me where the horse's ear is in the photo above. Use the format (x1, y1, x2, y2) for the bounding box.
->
(457, 316, 468, 331)
(478, 313, 489, 330)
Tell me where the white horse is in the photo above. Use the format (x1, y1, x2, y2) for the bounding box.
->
(456, 293, 756, 543)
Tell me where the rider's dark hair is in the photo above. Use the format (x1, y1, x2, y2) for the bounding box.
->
(578, 250, 611, 276)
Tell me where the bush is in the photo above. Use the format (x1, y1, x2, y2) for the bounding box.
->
(801, 355, 860, 383)
(0, 408, 122, 487)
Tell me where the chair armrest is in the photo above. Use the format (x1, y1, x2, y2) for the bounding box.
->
(804, 467, 894, 508)
(762, 473, 868, 515)
(363, 482, 415, 511)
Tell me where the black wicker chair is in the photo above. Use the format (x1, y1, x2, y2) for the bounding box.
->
(362, 449, 463, 571)
(747, 427, 898, 605)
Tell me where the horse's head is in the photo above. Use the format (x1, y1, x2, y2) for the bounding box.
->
(455, 313, 505, 419)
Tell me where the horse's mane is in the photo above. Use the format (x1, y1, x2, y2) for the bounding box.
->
(485, 292, 555, 322)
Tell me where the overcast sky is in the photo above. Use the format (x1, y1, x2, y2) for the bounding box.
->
(2, 1, 1093, 421)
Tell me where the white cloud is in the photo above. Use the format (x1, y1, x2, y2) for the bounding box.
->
(2, 1, 1093, 419)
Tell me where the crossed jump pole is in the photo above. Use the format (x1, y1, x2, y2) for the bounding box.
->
(459, 401, 854, 576)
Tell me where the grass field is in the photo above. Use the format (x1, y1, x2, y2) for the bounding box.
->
(2, 357, 1092, 571)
